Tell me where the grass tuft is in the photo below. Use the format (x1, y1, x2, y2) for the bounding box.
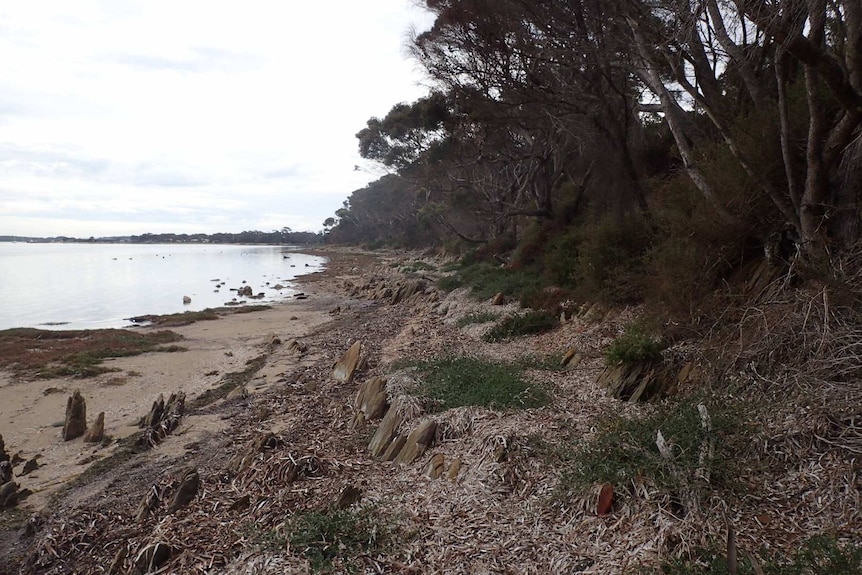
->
(437, 262, 543, 302)
(271, 506, 390, 573)
(605, 321, 664, 366)
(558, 397, 744, 499)
(659, 535, 862, 575)
(408, 355, 548, 411)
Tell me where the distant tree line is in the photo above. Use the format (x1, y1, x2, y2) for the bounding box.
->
(129, 228, 322, 245)
(1, 228, 323, 245)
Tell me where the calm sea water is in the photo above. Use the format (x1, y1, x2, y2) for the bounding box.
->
(0, 243, 326, 330)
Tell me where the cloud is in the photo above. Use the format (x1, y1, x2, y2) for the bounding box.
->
(0, 1, 435, 237)
(114, 47, 264, 74)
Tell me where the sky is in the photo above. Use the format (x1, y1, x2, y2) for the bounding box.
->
(0, 1, 434, 237)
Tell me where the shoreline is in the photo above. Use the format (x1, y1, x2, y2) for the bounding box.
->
(0, 249, 350, 511)
(0, 243, 326, 333)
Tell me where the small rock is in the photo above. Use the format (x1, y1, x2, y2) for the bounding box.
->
(21, 458, 39, 476)
(446, 458, 462, 481)
(560, 349, 584, 368)
(394, 420, 438, 465)
(229, 494, 251, 512)
(492, 292, 505, 305)
(0, 462, 11, 484)
(140, 395, 165, 429)
(369, 400, 403, 458)
(382, 434, 407, 462)
(136, 486, 160, 522)
(0, 481, 19, 508)
(182, 296, 191, 304)
(286, 339, 307, 353)
(333, 341, 363, 384)
(356, 376, 388, 421)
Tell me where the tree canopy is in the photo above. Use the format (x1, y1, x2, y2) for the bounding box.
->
(328, 0, 862, 266)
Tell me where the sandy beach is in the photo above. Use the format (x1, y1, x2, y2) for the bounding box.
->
(0, 285, 339, 511)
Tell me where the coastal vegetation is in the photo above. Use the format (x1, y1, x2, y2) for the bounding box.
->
(0, 328, 184, 379)
(318, 1, 862, 572)
(3, 1, 861, 573)
(407, 355, 549, 410)
(327, 0, 862, 324)
(129, 305, 271, 327)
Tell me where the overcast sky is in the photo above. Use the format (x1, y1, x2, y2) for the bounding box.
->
(0, 1, 433, 238)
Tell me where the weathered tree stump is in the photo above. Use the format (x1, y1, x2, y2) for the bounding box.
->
(62, 390, 87, 441)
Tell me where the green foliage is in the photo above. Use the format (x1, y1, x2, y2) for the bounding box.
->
(436, 274, 464, 291)
(284, 506, 389, 573)
(558, 398, 741, 498)
(408, 355, 549, 411)
(20, 330, 185, 379)
(541, 227, 581, 286)
(356, 92, 451, 169)
(605, 322, 664, 366)
(455, 311, 500, 327)
(401, 260, 436, 273)
(325, 175, 434, 248)
(436, 261, 544, 302)
(567, 214, 653, 304)
(659, 536, 862, 575)
(483, 310, 558, 342)
(642, 173, 750, 320)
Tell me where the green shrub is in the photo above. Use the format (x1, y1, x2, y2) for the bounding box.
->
(455, 311, 500, 327)
(409, 355, 549, 411)
(484, 311, 558, 342)
(569, 214, 653, 304)
(542, 227, 581, 286)
(605, 322, 664, 366)
(436, 261, 544, 302)
(558, 398, 741, 498)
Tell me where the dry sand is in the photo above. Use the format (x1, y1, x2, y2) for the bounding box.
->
(0, 271, 342, 510)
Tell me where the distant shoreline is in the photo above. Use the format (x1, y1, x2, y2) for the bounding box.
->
(0, 244, 327, 332)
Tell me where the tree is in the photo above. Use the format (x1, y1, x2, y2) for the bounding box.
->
(625, 0, 862, 256)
